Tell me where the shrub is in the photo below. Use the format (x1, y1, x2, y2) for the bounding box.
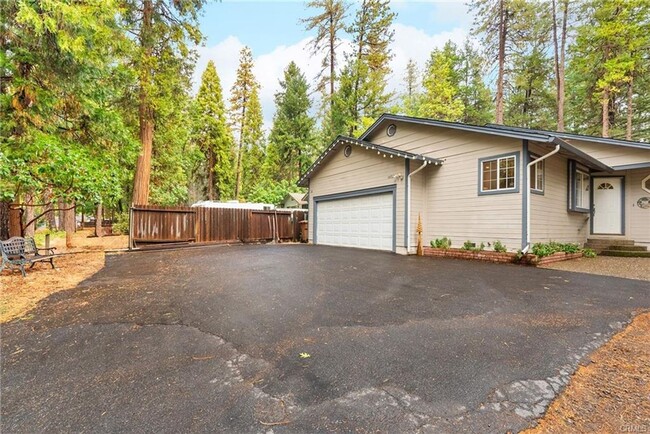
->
(561, 243, 581, 254)
(531, 241, 585, 258)
(493, 240, 507, 253)
(461, 240, 475, 250)
(583, 248, 597, 258)
(112, 212, 130, 235)
(431, 237, 452, 249)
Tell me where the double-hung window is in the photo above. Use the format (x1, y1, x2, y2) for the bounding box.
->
(480, 153, 518, 194)
(568, 160, 590, 212)
(529, 155, 544, 193)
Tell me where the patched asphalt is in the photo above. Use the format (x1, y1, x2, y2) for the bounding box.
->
(2, 244, 649, 433)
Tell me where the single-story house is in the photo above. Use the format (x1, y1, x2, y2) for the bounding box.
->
(298, 114, 650, 254)
(282, 193, 308, 209)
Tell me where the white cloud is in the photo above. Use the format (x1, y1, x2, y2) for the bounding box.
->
(193, 23, 468, 131)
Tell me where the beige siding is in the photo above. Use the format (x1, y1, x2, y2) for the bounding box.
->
(368, 122, 525, 250)
(408, 163, 427, 249)
(308, 145, 406, 249)
(565, 139, 650, 167)
(625, 169, 650, 247)
(529, 143, 590, 245)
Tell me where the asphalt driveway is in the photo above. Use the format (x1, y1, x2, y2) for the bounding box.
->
(2, 244, 649, 433)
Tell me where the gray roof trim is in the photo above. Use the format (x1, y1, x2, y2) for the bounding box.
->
(550, 138, 613, 172)
(297, 135, 443, 187)
(611, 162, 650, 171)
(358, 114, 557, 143)
(487, 123, 650, 150)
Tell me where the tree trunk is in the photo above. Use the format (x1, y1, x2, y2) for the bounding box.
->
(552, 0, 568, 132)
(23, 192, 35, 237)
(329, 15, 336, 109)
(9, 204, 21, 237)
(601, 88, 610, 138)
(57, 198, 64, 230)
(495, 0, 507, 125)
(207, 149, 216, 200)
(0, 200, 10, 240)
(234, 102, 246, 199)
(64, 202, 75, 248)
(95, 203, 103, 238)
(626, 76, 633, 140)
(131, 0, 154, 206)
(43, 188, 56, 229)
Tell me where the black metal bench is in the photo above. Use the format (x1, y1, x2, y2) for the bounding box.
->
(0, 237, 56, 277)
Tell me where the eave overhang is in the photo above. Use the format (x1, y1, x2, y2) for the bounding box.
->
(297, 136, 443, 187)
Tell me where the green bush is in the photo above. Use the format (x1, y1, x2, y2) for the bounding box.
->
(531, 241, 586, 258)
(561, 243, 581, 254)
(461, 240, 475, 250)
(112, 212, 130, 235)
(583, 248, 597, 258)
(430, 237, 452, 249)
(493, 240, 507, 253)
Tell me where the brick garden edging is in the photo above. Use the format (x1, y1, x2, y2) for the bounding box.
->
(421, 247, 584, 266)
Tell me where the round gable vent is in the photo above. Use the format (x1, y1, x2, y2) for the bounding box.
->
(386, 124, 397, 137)
(343, 144, 352, 157)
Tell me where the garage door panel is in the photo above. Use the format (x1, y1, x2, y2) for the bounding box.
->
(316, 192, 394, 251)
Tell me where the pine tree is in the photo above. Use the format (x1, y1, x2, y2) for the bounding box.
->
(241, 86, 265, 199)
(303, 0, 348, 105)
(401, 59, 420, 116)
(419, 44, 465, 121)
(339, 0, 396, 136)
(125, 0, 205, 205)
(457, 40, 494, 125)
(266, 62, 317, 183)
(229, 46, 261, 199)
(194, 61, 235, 201)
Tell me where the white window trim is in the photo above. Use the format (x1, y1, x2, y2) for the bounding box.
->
(529, 154, 545, 194)
(478, 153, 520, 195)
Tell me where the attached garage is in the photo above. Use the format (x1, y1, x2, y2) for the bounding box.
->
(314, 187, 395, 252)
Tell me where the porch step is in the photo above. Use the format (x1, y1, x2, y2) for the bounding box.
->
(606, 245, 648, 252)
(585, 238, 635, 247)
(601, 250, 650, 258)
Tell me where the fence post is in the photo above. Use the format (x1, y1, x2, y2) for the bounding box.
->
(128, 206, 134, 250)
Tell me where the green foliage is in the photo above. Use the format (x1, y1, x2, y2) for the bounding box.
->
(430, 237, 452, 249)
(266, 62, 317, 184)
(33, 230, 65, 246)
(112, 212, 130, 235)
(419, 43, 465, 121)
(461, 240, 485, 252)
(194, 60, 235, 201)
(531, 241, 583, 257)
(247, 180, 301, 207)
(583, 248, 597, 258)
(493, 240, 507, 253)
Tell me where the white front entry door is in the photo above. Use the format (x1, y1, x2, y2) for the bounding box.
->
(316, 192, 394, 251)
(592, 177, 623, 234)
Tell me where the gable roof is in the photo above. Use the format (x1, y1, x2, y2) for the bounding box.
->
(360, 114, 650, 151)
(297, 135, 443, 187)
(285, 193, 307, 205)
(357, 114, 612, 172)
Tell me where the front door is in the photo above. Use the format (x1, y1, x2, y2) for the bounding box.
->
(592, 177, 623, 235)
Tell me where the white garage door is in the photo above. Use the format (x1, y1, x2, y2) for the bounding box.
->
(316, 192, 394, 251)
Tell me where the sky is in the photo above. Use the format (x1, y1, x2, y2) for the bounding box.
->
(194, 1, 475, 129)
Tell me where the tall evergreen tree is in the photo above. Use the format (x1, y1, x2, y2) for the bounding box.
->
(240, 86, 265, 199)
(266, 62, 316, 183)
(457, 40, 494, 125)
(229, 46, 261, 199)
(193, 61, 234, 201)
(124, 0, 205, 205)
(303, 0, 348, 105)
(419, 43, 465, 121)
(400, 58, 420, 116)
(338, 0, 396, 136)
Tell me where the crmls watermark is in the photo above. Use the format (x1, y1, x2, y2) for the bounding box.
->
(621, 423, 649, 433)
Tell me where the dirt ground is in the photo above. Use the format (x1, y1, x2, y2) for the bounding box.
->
(526, 312, 650, 433)
(0, 229, 127, 322)
(542, 256, 650, 281)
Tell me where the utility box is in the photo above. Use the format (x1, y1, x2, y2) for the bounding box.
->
(299, 220, 308, 243)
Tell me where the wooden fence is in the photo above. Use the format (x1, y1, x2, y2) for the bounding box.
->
(130, 205, 306, 248)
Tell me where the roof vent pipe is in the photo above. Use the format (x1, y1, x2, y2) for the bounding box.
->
(522, 144, 561, 254)
(407, 161, 429, 254)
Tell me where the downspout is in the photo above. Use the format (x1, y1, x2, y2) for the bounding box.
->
(521, 144, 561, 254)
(407, 160, 429, 254)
